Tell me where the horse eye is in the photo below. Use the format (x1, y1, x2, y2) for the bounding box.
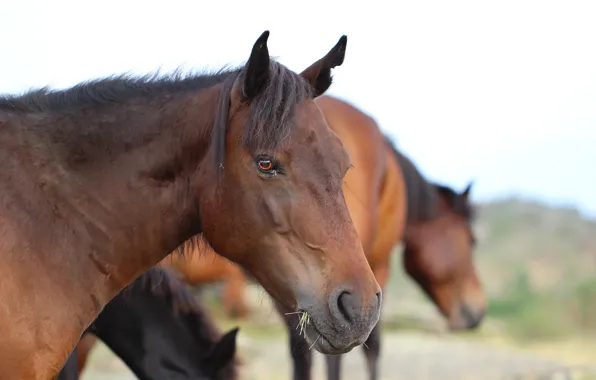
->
(255, 157, 279, 177)
(257, 160, 273, 172)
(255, 156, 284, 177)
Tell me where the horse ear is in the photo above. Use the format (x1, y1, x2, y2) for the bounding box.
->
(300, 35, 348, 97)
(462, 181, 474, 199)
(206, 327, 239, 371)
(243, 31, 271, 100)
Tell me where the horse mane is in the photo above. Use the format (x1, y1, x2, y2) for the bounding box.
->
(383, 136, 439, 223)
(130, 267, 208, 316)
(383, 136, 474, 223)
(0, 68, 236, 114)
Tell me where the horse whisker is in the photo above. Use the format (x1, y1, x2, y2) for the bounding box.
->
(309, 334, 321, 350)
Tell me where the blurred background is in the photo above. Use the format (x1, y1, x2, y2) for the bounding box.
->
(2, 0, 595, 379)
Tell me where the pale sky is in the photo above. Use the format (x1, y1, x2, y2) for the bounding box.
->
(1, 0, 595, 217)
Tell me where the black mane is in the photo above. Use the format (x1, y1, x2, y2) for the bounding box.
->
(383, 136, 474, 222)
(0, 68, 236, 114)
(384, 136, 439, 223)
(126, 267, 221, 343)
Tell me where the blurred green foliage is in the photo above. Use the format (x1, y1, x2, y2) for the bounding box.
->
(476, 198, 596, 341)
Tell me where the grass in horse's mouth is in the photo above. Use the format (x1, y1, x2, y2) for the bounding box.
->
(298, 311, 311, 337)
(285, 310, 317, 346)
(285, 310, 311, 337)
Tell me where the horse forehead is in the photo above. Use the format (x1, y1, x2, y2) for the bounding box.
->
(290, 105, 346, 159)
(292, 101, 331, 136)
(431, 218, 472, 254)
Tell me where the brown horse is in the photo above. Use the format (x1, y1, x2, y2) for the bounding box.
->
(0, 32, 382, 378)
(143, 95, 485, 380)
(284, 96, 485, 380)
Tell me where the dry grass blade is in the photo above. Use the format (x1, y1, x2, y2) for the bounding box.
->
(285, 310, 311, 339)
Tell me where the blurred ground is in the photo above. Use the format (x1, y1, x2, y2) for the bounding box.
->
(81, 329, 596, 380)
(81, 284, 596, 380)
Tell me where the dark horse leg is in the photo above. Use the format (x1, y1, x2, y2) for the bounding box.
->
(362, 322, 381, 380)
(276, 302, 313, 380)
(325, 321, 381, 380)
(289, 325, 314, 380)
(325, 354, 342, 380)
(57, 349, 79, 380)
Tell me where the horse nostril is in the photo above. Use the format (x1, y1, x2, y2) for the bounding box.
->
(376, 291, 382, 308)
(337, 291, 359, 323)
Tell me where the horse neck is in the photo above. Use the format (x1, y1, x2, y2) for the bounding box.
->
(26, 87, 219, 291)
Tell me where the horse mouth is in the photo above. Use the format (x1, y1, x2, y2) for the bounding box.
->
(301, 318, 357, 355)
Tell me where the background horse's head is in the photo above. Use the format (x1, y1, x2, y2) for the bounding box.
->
(71, 267, 240, 379)
(403, 182, 486, 330)
(196, 32, 381, 354)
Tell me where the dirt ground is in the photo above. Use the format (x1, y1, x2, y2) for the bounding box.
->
(80, 328, 596, 380)
(79, 285, 596, 380)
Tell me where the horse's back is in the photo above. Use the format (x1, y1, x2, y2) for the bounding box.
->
(315, 96, 391, 255)
(369, 146, 407, 271)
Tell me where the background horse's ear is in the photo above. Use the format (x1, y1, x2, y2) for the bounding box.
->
(243, 31, 271, 100)
(206, 327, 239, 371)
(462, 181, 474, 199)
(300, 35, 348, 97)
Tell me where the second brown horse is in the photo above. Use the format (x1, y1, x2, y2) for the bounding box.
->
(280, 96, 485, 380)
(77, 95, 486, 380)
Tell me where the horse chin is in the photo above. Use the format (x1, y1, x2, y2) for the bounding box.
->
(300, 315, 362, 355)
(278, 301, 362, 355)
(447, 302, 485, 331)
